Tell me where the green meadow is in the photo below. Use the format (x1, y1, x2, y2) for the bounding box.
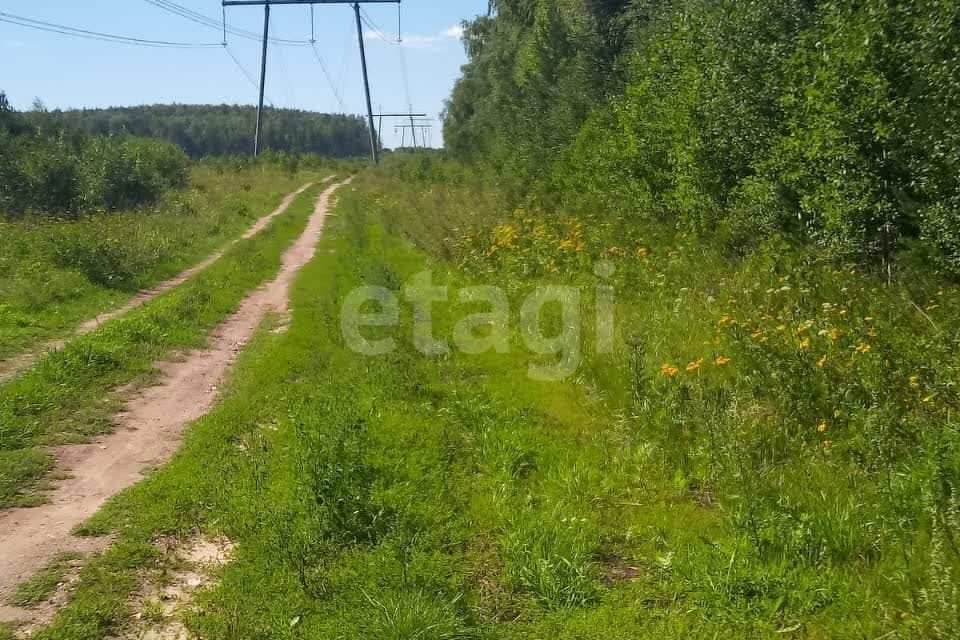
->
(14, 159, 956, 639)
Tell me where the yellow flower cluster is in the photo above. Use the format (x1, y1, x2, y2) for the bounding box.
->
(559, 222, 586, 253)
(491, 223, 519, 250)
(660, 356, 730, 378)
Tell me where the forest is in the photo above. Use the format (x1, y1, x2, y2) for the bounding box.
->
(26, 103, 372, 159)
(444, 0, 960, 275)
(0, 95, 371, 217)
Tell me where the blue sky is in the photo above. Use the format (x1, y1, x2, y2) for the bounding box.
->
(0, 1, 488, 148)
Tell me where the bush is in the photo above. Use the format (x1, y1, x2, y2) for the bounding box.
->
(0, 128, 188, 218)
(20, 136, 84, 216)
(81, 137, 188, 211)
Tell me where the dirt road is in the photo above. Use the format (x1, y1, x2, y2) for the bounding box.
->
(0, 179, 329, 384)
(0, 179, 350, 627)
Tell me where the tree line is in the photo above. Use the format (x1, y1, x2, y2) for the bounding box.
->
(26, 104, 373, 159)
(443, 0, 960, 275)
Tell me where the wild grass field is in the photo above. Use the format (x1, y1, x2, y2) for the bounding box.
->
(15, 158, 956, 640)
(0, 161, 328, 363)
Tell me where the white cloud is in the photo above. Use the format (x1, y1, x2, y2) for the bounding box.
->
(365, 24, 464, 49)
(440, 25, 464, 39)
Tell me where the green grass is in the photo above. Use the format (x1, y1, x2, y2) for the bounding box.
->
(9, 553, 83, 608)
(19, 159, 960, 639)
(0, 163, 320, 362)
(0, 179, 328, 508)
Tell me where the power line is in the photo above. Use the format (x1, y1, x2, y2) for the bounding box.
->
(221, 0, 401, 162)
(142, 0, 312, 46)
(305, 5, 345, 111)
(0, 10, 221, 48)
(223, 44, 260, 90)
(358, 7, 398, 45)
(336, 21, 355, 105)
(311, 43, 346, 111)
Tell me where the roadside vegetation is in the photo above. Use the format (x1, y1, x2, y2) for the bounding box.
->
(445, 0, 960, 273)
(21, 159, 956, 639)
(1, 93, 359, 362)
(4, 0, 960, 637)
(0, 162, 324, 363)
(0, 178, 329, 508)
(0, 94, 188, 218)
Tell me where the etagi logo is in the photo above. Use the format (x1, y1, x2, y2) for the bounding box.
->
(340, 261, 616, 381)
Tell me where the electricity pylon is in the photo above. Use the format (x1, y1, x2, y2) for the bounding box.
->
(222, 0, 401, 163)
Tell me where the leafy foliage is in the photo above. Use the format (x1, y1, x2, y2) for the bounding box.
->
(0, 98, 189, 218)
(445, 0, 960, 274)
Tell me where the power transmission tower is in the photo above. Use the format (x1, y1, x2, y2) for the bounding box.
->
(222, 0, 401, 163)
(394, 122, 433, 150)
(374, 111, 425, 150)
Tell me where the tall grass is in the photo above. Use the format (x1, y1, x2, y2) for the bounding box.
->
(0, 163, 317, 360)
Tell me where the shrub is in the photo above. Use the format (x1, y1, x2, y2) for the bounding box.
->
(81, 137, 188, 212)
(0, 128, 188, 218)
(20, 135, 84, 216)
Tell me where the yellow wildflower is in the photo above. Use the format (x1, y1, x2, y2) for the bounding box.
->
(637, 247, 649, 258)
(909, 375, 920, 389)
(855, 343, 872, 354)
(828, 328, 840, 341)
(822, 439, 834, 449)
(751, 330, 766, 342)
(799, 337, 811, 350)
(492, 224, 519, 249)
(818, 420, 829, 433)
(818, 355, 828, 369)
(660, 364, 680, 378)
(714, 355, 731, 367)
(686, 359, 703, 373)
